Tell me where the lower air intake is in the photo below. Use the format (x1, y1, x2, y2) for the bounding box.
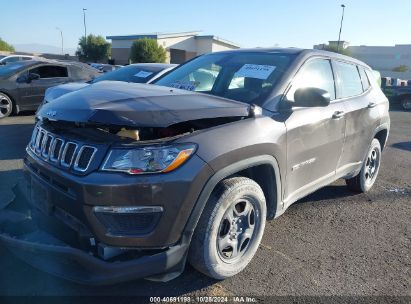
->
(94, 211, 162, 236)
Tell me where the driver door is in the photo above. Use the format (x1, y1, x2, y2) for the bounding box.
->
(283, 58, 346, 205)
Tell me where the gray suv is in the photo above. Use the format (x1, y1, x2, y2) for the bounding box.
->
(0, 48, 390, 284)
(0, 60, 100, 118)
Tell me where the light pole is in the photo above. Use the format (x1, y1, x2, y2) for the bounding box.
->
(83, 8, 87, 43)
(82, 8, 88, 59)
(56, 27, 63, 55)
(337, 4, 346, 52)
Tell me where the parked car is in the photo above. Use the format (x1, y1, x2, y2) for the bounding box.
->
(0, 54, 39, 65)
(0, 48, 390, 284)
(89, 63, 123, 73)
(381, 76, 411, 111)
(41, 63, 177, 105)
(0, 60, 100, 118)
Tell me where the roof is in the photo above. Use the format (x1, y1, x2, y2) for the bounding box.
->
(214, 47, 305, 54)
(106, 31, 200, 40)
(106, 31, 240, 48)
(195, 35, 240, 48)
(1, 59, 97, 71)
(211, 47, 371, 68)
(129, 63, 178, 69)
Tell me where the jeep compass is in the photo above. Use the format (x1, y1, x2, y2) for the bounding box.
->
(0, 48, 390, 284)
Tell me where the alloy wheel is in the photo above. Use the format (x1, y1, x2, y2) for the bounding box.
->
(0, 94, 12, 118)
(402, 98, 411, 110)
(365, 146, 380, 184)
(217, 199, 257, 263)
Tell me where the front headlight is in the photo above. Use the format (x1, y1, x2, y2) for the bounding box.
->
(101, 144, 196, 174)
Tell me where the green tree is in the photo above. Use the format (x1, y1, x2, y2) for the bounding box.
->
(76, 34, 111, 62)
(0, 37, 15, 52)
(129, 38, 167, 63)
(321, 44, 352, 56)
(392, 65, 408, 72)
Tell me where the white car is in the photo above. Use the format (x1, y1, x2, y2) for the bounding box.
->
(0, 55, 39, 65)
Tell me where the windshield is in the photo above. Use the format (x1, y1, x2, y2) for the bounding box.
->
(0, 55, 5, 60)
(155, 52, 295, 104)
(91, 65, 161, 84)
(0, 61, 27, 76)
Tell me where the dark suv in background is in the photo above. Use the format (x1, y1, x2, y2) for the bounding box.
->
(0, 48, 389, 284)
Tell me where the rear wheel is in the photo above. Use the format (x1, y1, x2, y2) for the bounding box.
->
(346, 138, 381, 192)
(188, 177, 266, 279)
(401, 96, 411, 111)
(0, 93, 14, 118)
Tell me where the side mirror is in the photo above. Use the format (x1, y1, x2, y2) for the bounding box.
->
(27, 73, 40, 83)
(293, 87, 331, 107)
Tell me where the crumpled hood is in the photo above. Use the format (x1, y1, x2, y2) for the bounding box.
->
(37, 81, 250, 127)
(45, 82, 89, 102)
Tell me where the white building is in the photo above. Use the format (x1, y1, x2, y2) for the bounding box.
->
(349, 44, 411, 80)
(107, 31, 240, 65)
(314, 41, 411, 80)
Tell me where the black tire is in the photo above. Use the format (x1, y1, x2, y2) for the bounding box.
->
(346, 138, 381, 193)
(401, 96, 411, 111)
(0, 92, 14, 119)
(188, 177, 266, 279)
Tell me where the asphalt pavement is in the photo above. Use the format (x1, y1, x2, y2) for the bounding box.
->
(0, 110, 409, 300)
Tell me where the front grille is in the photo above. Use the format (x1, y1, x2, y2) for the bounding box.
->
(61, 142, 78, 167)
(29, 126, 97, 173)
(74, 146, 97, 172)
(50, 138, 64, 162)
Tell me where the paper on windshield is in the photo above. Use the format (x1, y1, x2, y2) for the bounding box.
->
(134, 71, 153, 78)
(170, 81, 197, 91)
(234, 64, 276, 80)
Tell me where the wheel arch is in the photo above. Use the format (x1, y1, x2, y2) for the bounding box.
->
(181, 155, 282, 244)
(373, 125, 389, 151)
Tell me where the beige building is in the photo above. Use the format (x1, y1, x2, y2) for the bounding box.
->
(106, 31, 240, 65)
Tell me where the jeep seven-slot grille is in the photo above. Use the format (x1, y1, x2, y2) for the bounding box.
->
(29, 126, 97, 173)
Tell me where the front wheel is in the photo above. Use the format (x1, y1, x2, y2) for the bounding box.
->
(346, 138, 381, 192)
(188, 177, 266, 279)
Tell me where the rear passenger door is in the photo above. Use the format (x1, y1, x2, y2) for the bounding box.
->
(333, 61, 380, 173)
(283, 58, 346, 204)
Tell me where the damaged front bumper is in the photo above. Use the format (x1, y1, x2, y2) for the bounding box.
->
(0, 145, 211, 284)
(0, 202, 189, 285)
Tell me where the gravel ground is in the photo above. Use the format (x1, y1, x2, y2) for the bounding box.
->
(0, 110, 409, 302)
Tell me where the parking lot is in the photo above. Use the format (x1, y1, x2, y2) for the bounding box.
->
(0, 110, 409, 299)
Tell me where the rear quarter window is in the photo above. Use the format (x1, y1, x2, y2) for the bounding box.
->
(358, 67, 370, 91)
(334, 61, 363, 98)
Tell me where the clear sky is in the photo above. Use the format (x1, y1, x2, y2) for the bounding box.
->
(2, 0, 410, 52)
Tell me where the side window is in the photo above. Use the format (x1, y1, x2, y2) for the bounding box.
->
(358, 67, 370, 91)
(334, 61, 363, 98)
(5, 57, 20, 64)
(286, 59, 336, 101)
(22, 57, 32, 61)
(29, 65, 68, 78)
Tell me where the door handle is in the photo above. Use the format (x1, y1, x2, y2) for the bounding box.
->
(332, 111, 345, 119)
(368, 102, 377, 108)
